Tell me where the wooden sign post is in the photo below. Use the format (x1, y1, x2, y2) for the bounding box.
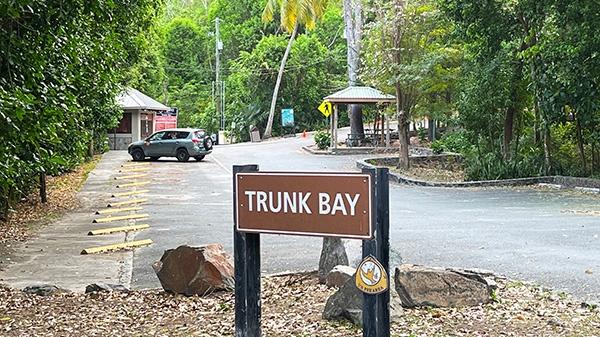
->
(233, 165, 390, 337)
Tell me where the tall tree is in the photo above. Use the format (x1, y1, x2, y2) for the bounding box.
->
(343, 0, 365, 144)
(261, 0, 328, 138)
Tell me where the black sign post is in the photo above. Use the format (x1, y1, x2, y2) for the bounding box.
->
(233, 165, 261, 337)
(233, 165, 390, 337)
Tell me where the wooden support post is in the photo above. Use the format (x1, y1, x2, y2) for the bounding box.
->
(233, 164, 261, 337)
(375, 167, 390, 337)
(39, 172, 47, 203)
(361, 167, 377, 337)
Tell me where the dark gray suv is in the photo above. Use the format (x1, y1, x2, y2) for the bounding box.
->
(128, 128, 213, 162)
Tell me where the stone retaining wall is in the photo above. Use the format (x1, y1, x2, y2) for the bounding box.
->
(366, 154, 463, 171)
(358, 156, 600, 192)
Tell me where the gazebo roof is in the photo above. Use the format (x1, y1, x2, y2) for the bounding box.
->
(117, 88, 169, 111)
(324, 86, 396, 104)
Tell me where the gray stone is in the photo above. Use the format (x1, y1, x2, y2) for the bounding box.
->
(323, 274, 403, 326)
(85, 283, 130, 294)
(394, 264, 494, 308)
(318, 238, 348, 283)
(22, 284, 66, 296)
(153, 244, 234, 296)
(323, 276, 363, 326)
(326, 265, 356, 288)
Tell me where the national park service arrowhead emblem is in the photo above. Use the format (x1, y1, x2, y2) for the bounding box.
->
(355, 255, 388, 294)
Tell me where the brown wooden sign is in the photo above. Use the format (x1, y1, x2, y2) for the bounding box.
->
(235, 172, 372, 239)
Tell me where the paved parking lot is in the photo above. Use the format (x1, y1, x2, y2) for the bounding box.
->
(1, 136, 599, 303)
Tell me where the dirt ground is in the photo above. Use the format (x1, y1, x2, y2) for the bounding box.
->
(1, 273, 598, 337)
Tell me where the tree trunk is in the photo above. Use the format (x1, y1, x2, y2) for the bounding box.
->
(318, 237, 349, 283)
(39, 172, 47, 203)
(348, 104, 364, 146)
(543, 126, 552, 175)
(344, 0, 364, 142)
(575, 117, 587, 174)
(397, 85, 410, 170)
(503, 107, 515, 161)
(264, 24, 298, 139)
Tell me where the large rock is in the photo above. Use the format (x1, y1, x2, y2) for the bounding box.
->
(323, 274, 403, 326)
(153, 244, 234, 296)
(323, 275, 363, 325)
(318, 238, 349, 283)
(22, 284, 67, 296)
(394, 264, 494, 308)
(326, 265, 356, 288)
(85, 283, 130, 294)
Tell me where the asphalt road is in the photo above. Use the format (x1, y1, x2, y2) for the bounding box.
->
(130, 136, 600, 303)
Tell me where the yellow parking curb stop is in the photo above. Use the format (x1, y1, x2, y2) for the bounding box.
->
(119, 167, 150, 173)
(93, 213, 149, 223)
(81, 239, 153, 254)
(95, 206, 143, 215)
(107, 198, 148, 207)
(114, 174, 148, 180)
(88, 224, 150, 236)
(116, 181, 150, 188)
(111, 190, 149, 198)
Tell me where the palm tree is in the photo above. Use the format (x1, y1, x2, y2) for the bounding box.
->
(261, 0, 327, 138)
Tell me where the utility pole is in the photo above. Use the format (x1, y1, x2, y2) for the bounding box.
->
(215, 17, 224, 131)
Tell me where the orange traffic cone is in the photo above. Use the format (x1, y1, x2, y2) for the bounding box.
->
(302, 130, 307, 138)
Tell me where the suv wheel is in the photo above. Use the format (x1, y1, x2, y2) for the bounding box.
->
(176, 148, 189, 162)
(131, 148, 145, 161)
(203, 137, 213, 151)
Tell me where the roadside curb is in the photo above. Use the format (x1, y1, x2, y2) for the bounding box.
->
(357, 157, 600, 192)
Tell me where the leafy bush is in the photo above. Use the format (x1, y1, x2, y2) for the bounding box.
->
(314, 130, 331, 150)
(430, 131, 471, 154)
(417, 127, 428, 142)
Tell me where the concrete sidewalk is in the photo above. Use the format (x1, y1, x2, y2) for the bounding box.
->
(0, 151, 137, 291)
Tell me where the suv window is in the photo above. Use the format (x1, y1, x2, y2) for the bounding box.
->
(176, 131, 190, 139)
(194, 130, 205, 139)
(148, 131, 165, 141)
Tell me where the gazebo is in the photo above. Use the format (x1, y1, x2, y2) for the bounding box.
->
(323, 86, 396, 150)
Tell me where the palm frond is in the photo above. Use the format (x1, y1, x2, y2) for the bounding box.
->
(262, 0, 278, 23)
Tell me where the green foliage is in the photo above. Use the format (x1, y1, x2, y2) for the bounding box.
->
(430, 131, 470, 154)
(0, 0, 162, 218)
(314, 130, 331, 150)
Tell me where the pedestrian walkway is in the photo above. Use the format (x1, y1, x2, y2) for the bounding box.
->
(0, 151, 137, 291)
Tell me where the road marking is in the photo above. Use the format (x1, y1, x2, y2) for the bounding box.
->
(88, 224, 150, 236)
(107, 198, 148, 207)
(114, 174, 149, 180)
(112, 190, 149, 198)
(119, 167, 150, 173)
(93, 213, 149, 223)
(121, 162, 150, 167)
(81, 239, 153, 254)
(116, 181, 150, 188)
(211, 155, 232, 174)
(96, 206, 143, 215)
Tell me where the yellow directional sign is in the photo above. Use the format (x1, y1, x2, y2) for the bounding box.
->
(318, 101, 332, 118)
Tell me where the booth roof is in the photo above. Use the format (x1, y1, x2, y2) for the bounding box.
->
(117, 88, 169, 111)
(324, 86, 396, 104)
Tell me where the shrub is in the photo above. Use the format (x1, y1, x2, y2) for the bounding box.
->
(431, 131, 471, 154)
(417, 127, 428, 142)
(314, 130, 331, 150)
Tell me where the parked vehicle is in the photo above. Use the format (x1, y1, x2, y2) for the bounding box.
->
(128, 128, 213, 162)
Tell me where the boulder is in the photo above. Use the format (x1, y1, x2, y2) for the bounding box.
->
(85, 283, 130, 294)
(153, 244, 234, 296)
(318, 238, 349, 283)
(326, 265, 356, 288)
(394, 264, 494, 308)
(323, 274, 403, 326)
(22, 284, 67, 296)
(323, 275, 363, 325)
